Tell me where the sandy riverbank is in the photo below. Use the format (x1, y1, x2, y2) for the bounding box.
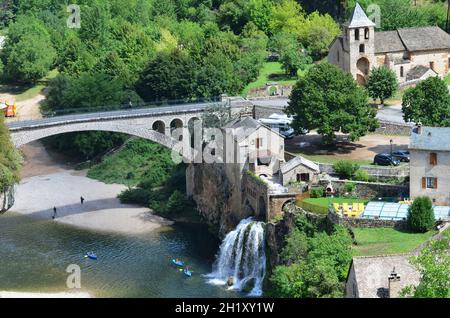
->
(12, 141, 173, 234)
(0, 291, 91, 298)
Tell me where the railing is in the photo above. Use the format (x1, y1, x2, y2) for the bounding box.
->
(6, 96, 224, 123)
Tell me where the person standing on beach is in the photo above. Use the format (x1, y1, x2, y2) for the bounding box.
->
(52, 207, 57, 219)
(80, 196, 85, 205)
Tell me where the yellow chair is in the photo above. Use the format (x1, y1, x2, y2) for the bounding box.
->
(342, 203, 351, 216)
(333, 203, 341, 213)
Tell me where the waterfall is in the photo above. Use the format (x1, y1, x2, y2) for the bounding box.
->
(205, 218, 266, 296)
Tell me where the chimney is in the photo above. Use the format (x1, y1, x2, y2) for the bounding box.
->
(388, 267, 401, 298)
(416, 122, 422, 135)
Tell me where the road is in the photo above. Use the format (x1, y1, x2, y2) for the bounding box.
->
(251, 97, 407, 124)
(7, 101, 220, 130)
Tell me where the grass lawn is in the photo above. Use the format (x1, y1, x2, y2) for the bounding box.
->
(303, 197, 368, 208)
(241, 62, 302, 97)
(0, 69, 58, 101)
(352, 227, 436, 257)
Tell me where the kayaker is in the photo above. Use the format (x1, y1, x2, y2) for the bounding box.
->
(52, 206, 57, 219)
(80, 196, 85, 205)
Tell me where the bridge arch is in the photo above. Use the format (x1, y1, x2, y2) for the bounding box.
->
(152, 120, 166, 134)
(10, 121, 196, 162)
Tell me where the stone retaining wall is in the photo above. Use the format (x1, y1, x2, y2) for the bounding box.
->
(374, 120, 413, 136)
(322, 180, 410, 200)
(318, 163, 409, 178)
(327, 210, 407, 230)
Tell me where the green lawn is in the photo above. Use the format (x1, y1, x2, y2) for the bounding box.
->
(0, 69, 58, 102)
(352, 227, 436, 256)
(303, 197, 367, 208)
(241, 62, 302, 97)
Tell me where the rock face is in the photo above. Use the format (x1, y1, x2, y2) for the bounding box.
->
(0, 186, 15, 214)
(188, 163, 239, 237)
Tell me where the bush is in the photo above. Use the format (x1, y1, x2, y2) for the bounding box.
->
(407, 197, 435, 233)
(118, 188, 151, 205)
(166, 190, 188, 215)
(333, 160, 360, 180)
(310, 187, 325, 198)
(344, 182, 356, 194)
(354, 169, 369, 182)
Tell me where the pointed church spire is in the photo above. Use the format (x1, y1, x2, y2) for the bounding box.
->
(345, 2, 376, 28)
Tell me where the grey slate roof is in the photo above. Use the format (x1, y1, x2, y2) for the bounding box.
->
(398, 26, 450, 51)
(406, 65, 436, 81)
(375, 27, 450, 53)
(224, 117, 283, 142)
(350, 254, 420, 298)
(345, 3, 376, 28)
(409, 126, 450, 152)
(280, 156, 320, 175)
(374, 31, 406, 53)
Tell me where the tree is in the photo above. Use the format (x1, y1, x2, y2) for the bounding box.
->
(366, 66, 398, 106)
(1, 15, 56, 83)
(5, 33, 56, 83)
(401, 232, 450, 298)
(0, 116, 21, 212)
(287, 63, 379, 144)
(402, 77, 450, 126)
(407, 197, 435, 233)
(280, 228, 308, 265)
(137, 50, 197, 102)
(333, 160, 360, 180)
(268, 0, 305, 35)
(297, 12, 340, 61)
(166, 190, 188, 214)
(217, 0, 250, 34)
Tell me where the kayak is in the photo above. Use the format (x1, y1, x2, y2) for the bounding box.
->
(183, 269, 192, 277)
(172, 259, 184, 267)
(85, 252, 97, 260)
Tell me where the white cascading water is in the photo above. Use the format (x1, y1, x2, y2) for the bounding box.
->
(205, 218, 266, 296)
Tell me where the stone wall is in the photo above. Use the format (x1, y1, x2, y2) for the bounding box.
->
(323, 180, 410, 200)
(374, 120, 413, 136)
(247, 85, 292, 99)
(318, 163, 410, 178)
(327, 210, 407, 230)
(253, 105, 285, 120)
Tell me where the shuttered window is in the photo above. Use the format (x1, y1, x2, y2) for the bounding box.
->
(424, 177, 438, 189)
(430, 153, 437, 165)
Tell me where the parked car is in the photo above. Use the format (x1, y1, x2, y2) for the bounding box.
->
(373, 153, 401, 166)
(392, 150, 410, 162)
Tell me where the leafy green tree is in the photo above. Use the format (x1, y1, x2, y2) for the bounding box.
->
(280, 228, 308, 265)
(367, 66, 398, 105)
(5, 33, 56, 83)
(0, 116, 21, 197)
(297, 12, 340, 61)
(269, 263, 306, 298)
(401, 232, 450, 298)
(402, 77, 450, 126)
(217, 0, 250, 34)
(407, 197, 435, 233)
(287, 63, 378, 144)
(137, 50, 197, 101)
(268, 0, 305, 35)
(248, 0, 273, 34)
(166, 190, 188, 214)
(279, 40, 312, 77)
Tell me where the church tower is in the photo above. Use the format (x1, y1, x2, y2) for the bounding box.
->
(343, 3, 376, 85)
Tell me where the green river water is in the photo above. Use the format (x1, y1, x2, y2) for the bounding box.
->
(0, 211, 241, 298)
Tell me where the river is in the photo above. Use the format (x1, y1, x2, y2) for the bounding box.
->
(0, 142, 242, 298)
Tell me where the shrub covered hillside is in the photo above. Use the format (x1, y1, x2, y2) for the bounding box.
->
(87, 138, 198, 221)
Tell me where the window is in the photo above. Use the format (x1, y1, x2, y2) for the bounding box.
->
(359, 44, 365, 53)
(400, 66, 404, 77)
(355, 29, 360, 41)
(365, 28, 369, 39)
(423, 177, 438, 189)
(256, 138, 263, 149)
(430, 152, 437, 165)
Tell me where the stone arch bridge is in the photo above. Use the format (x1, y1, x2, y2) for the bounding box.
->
(7, 101, 249, 162)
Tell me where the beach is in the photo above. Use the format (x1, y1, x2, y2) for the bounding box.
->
(12, 141, 173, 234)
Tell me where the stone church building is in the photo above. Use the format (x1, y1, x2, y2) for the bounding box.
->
(328, 3, 450, 85)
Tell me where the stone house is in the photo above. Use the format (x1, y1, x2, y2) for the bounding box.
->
(346, 254, 420, 298)
(409, 126, 450, 206)
(279, 156, 320, 187)
(328, 3, 450, 85)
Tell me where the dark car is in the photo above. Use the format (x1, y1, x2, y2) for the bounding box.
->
(392, 150, 410, 162)
(374, 153, 401, 166)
